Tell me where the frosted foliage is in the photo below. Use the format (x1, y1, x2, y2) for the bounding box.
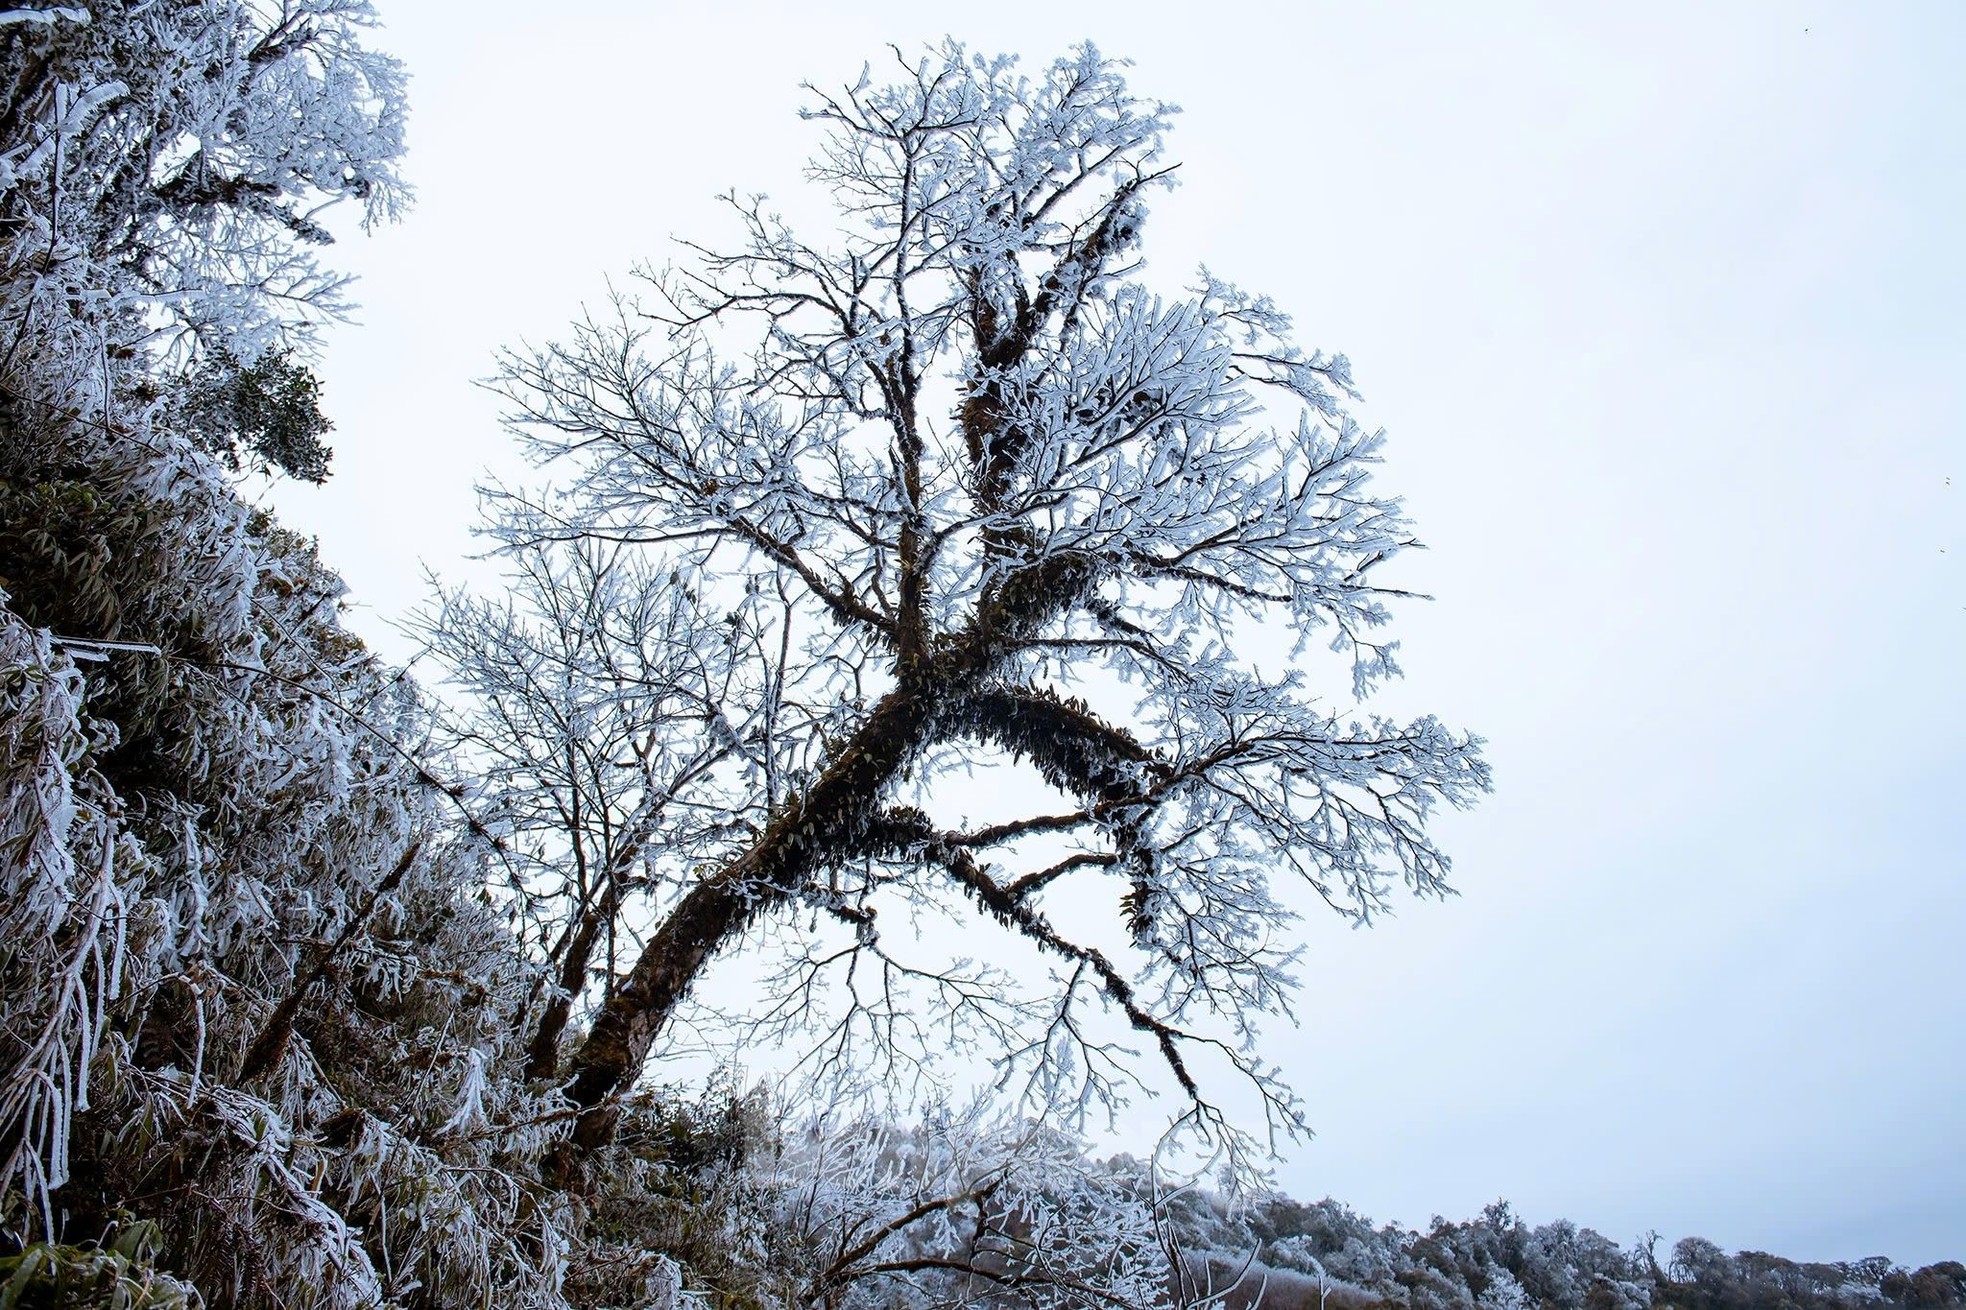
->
(771, 1101, 1165, 1308)
(0, 8, 580, 1301)
(0, 414, 578, 1306)
(1520, 1222, 1653, 1310)
(0, 0, 408, 412)
(477, 41, 1488, 1178)
(1479, 1267, 1535, 1310)
(1146, 1196, 1673, 1310)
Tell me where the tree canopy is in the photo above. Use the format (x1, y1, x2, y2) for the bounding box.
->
(450, 42, 1489, 1172)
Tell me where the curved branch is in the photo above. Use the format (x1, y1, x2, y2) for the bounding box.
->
(865, 806, 1200, 1103)
(954, 684, 1164, 804)
(725, 511, 898, 639)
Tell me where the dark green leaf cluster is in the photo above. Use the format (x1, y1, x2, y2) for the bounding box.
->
(179, 349, 334, 484)
(0, 1222, 197, 1310)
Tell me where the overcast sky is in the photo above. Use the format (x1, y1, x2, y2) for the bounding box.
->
(266, 0, 1964, 1267)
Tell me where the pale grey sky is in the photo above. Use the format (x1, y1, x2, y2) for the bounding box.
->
(268, 0, 1964, 1266)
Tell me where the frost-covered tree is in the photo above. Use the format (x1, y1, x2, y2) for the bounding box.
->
(0, 0, 407, 396)
(1, 15, 1247, 1306)
(415, 533, 763, 1083)
(771, 1097, 1166, 1308)
(468, 42, 1489, 1172)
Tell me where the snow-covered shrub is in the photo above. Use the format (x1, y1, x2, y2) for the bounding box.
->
(0, 603, 131, 1232)
(768, 1099, 1166, 1309)
(0, 400, 580, 1306)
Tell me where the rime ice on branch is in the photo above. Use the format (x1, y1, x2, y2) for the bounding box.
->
(0, 0, 408, 417)
(469, 41, 1489, 1172)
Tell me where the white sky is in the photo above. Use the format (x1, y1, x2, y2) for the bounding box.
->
(266, 0, 1964, 1267)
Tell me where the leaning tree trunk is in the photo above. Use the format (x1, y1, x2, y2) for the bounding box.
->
(557, 682, 937, 1155)
(524, 861, 631, 1082)
(551, 235, 1088, 1162)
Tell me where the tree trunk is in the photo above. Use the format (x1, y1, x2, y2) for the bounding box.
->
(550, 545, 1071, 1161)
(557, 682, 934, 1154)
(524, 861, 630, 1082)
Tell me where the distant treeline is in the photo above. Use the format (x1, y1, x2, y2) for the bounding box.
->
(1160, 1190, 1964, 1310)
